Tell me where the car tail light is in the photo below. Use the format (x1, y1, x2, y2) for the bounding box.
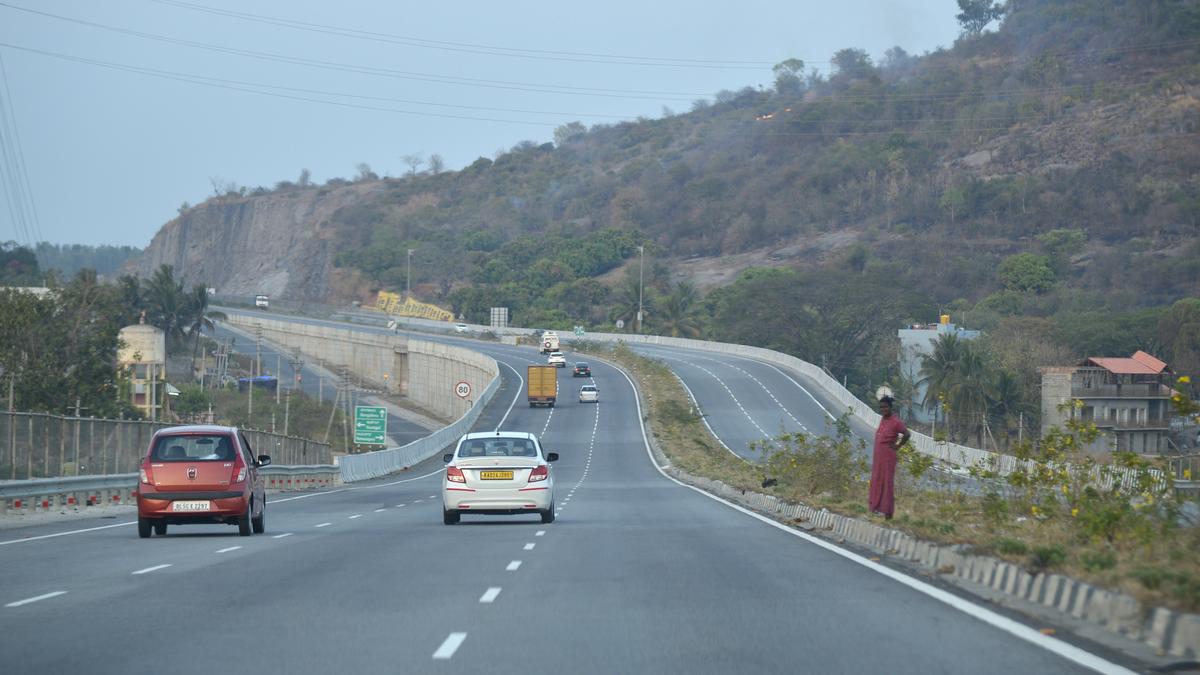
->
(447, 466, 466, 483)
(233, 464, 247, 483)
(139, 462, 153, 485)
(528, 465, 548, 483)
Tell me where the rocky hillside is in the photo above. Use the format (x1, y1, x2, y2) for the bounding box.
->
(130, 0, 1200, 310)
(130, 182, 381, 300)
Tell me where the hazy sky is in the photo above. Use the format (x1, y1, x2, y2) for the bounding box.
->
(0, 1, 961, 248)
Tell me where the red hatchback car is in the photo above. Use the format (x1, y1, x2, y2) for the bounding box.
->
(136, 425, 270, 538)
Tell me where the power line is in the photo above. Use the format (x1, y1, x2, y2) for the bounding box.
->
(0, 53, 35, 249)
(0, 42, 639, 123)
(0, 51, 43, 247)
(150, 0, 776, 70)
(0, 3, 707, 101)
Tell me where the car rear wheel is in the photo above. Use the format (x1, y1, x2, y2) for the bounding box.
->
(252, 498, 266, 534)
(540, 501, 555, 524)
(153, 521, 167, 536)
(237, 506, 252, 536)
(138, 516, 152, 538)
(443, 509, 460, 525)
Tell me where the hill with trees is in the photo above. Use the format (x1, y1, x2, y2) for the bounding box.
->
(130, 0, 1200, 446)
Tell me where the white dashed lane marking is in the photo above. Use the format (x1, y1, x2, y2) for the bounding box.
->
(432, 632, 468, 660)
(215, 546, 242, 554)
(523, 543, 535, 550)
(5, 591, 66, 607)
(506, 560, 522, 571)
(479, 587, 502, 604)
(348, 514, 362, 519)
(374, 508, 386, 513)
(272, 533, 293, 539)
(315, 522, 332, 528)
(535, 530, 545, 537)
(131, 564, 171, 575)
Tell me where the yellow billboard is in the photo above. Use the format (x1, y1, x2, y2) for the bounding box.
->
(375, 291, 454, 322)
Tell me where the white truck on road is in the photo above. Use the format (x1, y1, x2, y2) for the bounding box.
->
(540, 331, 560, 354)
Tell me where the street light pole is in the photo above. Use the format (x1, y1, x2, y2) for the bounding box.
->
(406, 248, 414, 301)
(637, 245, 644, 333)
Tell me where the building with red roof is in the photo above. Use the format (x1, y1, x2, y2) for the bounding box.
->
(1039, 351, 1173, 455)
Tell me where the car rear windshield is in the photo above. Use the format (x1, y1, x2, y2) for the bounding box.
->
(582, 385, 597, 391)
(458, 438, 538, 458)
(151, 435, 236, 462)
(576, 363, 588, 368)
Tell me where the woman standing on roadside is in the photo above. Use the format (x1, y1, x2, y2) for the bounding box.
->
(869, 396, 910, 520)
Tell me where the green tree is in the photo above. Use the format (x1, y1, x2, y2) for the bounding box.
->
(1035, 228, 1086, 276)
(772, 58, 806, 94)
(143, 265, 190, 349)
(652, 281, 703, 338)
(918, 332, 966, 427)
(997, 253, 1055, 294)
(0, 241, 41, 285)
(939, 187, 966, 224)
(955, 0, 1005, 37)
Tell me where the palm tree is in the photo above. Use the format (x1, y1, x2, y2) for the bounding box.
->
(609, 276, 651, 331)
(944, 342, 990, 446)
(987, 368, 1029, 449)
(185, 285, 226, 377)
(918, 332, 964, 426)
(143, 264, 189, 348)
(653, 282, 703, 338)
(115, 274, 144, 326)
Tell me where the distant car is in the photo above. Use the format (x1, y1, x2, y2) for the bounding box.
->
(254, 294, 269, 309)
(454, 323, 469, 333)
(136, 425, 271, 538)
(572, 362, 591, 377)
(548, 351, 566, 367)
(579, 384, 599, 403)
(442, 431, 558, 524)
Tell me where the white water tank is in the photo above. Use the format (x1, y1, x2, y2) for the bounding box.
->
(118, 324, 166, 365)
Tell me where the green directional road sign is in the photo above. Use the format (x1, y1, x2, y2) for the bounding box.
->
(354, 406, 388, 445)
(574, 325, 585, 337)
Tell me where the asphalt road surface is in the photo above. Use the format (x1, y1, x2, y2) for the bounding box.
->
(0, 312, 1137, 673)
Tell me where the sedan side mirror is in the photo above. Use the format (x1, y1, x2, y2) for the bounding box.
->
(443, 453, 453, 463)
(257, 455, 272, 466)
(546, 452, 559, 462)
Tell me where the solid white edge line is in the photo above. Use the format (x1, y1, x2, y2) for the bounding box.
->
(495, 360, 525, 431)
(215, 546, 242, 553)
(479, 587, 502, 604)
(0, 520, 134, 546)
(506, 560, 521, 571)
(613, 364, 1134, 675)
(432, 632, 468, 659)
(5, 590, 66, 607)
(131, 564, 171, 575)
(673, 372, 745, 461)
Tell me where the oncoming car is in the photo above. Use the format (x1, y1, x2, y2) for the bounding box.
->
(136, 425, 271, 538)
(442, 431, 558, 525)
(547, 351, 566, 367)
(454, 323, 469, 333)
(579, 384, 599, 403)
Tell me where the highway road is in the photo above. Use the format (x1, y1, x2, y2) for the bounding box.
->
(0, 314, 1137, 673)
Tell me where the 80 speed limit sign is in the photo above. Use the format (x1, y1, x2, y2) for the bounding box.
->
(454, 381, 472, 399)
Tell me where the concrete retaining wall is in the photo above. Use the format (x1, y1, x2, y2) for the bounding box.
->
(227, 314, 496, 422)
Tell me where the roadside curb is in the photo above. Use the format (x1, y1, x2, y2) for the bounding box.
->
(662, 459, 1199, 660)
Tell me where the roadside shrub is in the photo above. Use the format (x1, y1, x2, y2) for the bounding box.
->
(1080, 551, 1116, 572)
(755, 414, 866, 500)
(981, 491, 1009, 526)
(994, 538, 1028, 556)
(1029, 544, 1067, 572)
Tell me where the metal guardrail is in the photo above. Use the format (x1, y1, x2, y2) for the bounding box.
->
(0, 465, 342, 515)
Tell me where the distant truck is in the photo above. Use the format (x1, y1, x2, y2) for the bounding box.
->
(527, 365, 557, 408)
(540, 331, 560, 354)
(254, 294, 270, 309)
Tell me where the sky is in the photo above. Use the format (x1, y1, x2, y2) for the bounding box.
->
(0, 1, 961, 248)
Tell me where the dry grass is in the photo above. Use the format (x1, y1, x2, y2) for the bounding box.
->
(596, 342, 1200, 613)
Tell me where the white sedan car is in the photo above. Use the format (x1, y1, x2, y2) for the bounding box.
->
(454, 323, 469, 333)
(442, 431, 558, 524)
(547, 351, 566, 367)
(579, 384, 599, 403)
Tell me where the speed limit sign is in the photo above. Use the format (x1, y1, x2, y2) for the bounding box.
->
(454, 381, 472, 399)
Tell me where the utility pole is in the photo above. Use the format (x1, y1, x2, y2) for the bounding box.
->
(637, 244, 644, 333)
(406, 248, 415, 301)
(275, 353, 281, 405)
(283, 389, 290, 436)
(254, 325, 263, 378)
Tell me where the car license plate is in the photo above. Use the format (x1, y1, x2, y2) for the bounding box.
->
(479, 471, 514, 480)
(171, 500, 211, 512)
